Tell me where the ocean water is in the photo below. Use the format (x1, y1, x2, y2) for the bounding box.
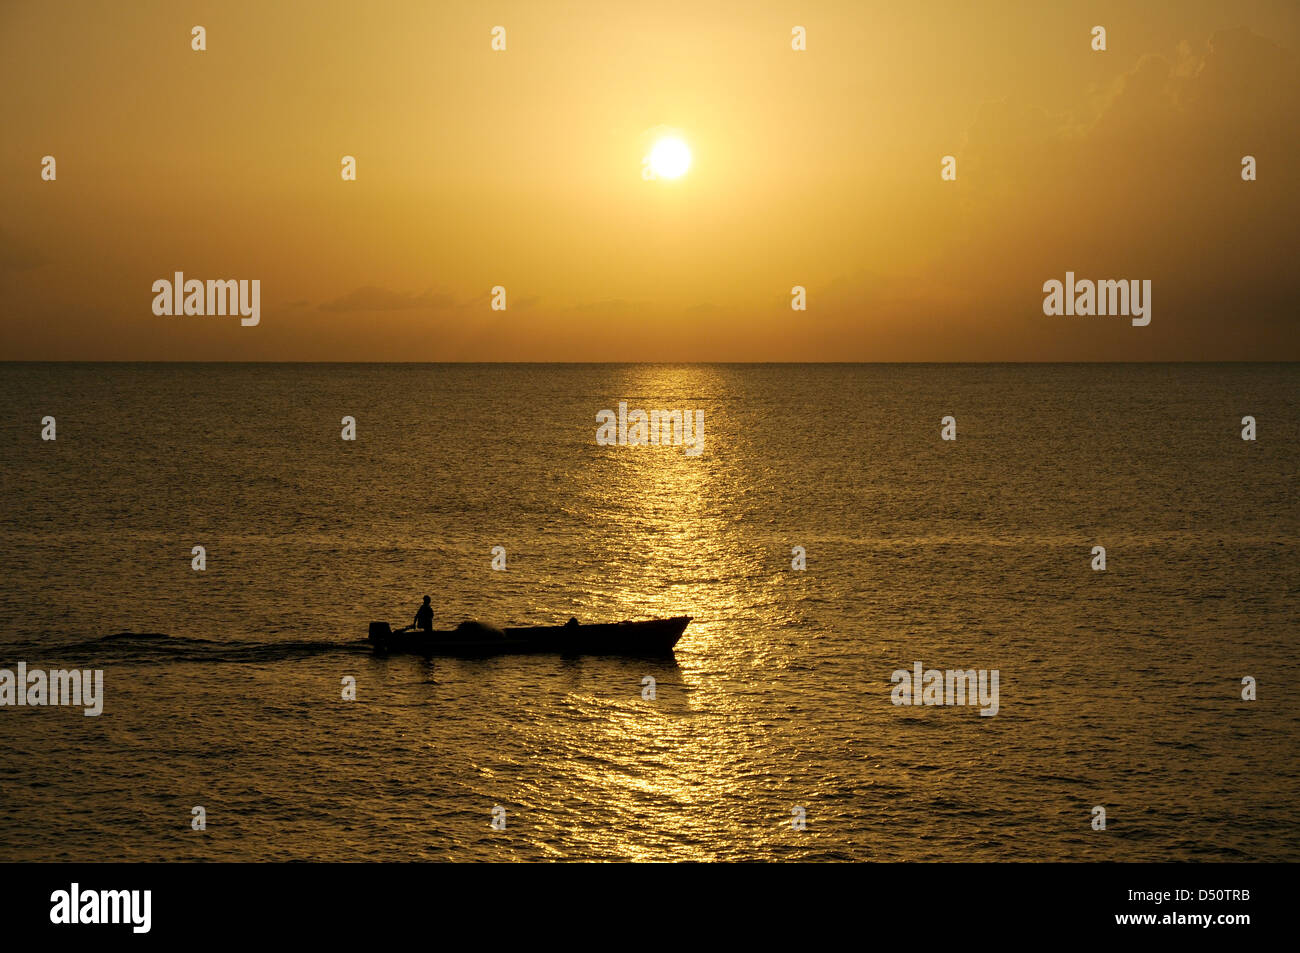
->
(0, 362, 1296, 862)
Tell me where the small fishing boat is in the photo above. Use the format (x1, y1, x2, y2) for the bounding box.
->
(367, 616, 691, 656)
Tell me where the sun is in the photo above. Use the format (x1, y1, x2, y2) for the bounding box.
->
(648, 137, 691, 179)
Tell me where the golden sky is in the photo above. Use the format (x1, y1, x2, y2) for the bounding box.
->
(2, 0, 1297, 360)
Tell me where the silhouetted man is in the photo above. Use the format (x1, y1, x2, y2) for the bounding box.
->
(414, 595, 434, 632)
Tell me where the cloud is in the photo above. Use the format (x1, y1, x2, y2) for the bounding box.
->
(573, 298, 634, 314)
(961, 28, 1299, 172)
(319, 286, 457, 313)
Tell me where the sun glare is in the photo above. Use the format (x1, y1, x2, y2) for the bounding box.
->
(648, 137, 691, 179)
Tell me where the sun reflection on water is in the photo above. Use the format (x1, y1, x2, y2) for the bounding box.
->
(540, 365, 801, 858)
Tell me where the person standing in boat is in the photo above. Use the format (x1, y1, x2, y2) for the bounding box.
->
(413, 595, 434, 632)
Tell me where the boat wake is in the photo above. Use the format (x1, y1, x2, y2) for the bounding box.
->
(1, 631, 368, 666)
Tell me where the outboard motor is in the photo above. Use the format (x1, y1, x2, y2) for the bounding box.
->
(368, 621, 392, 645)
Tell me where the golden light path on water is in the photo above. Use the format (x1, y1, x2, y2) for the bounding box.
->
(522, 365, 782, 860)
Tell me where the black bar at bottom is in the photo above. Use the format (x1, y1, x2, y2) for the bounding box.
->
(1, 862, 1280, 941)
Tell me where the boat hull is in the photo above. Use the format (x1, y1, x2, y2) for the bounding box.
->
(368, 616, 691, 656)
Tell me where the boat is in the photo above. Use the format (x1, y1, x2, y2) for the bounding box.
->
(367, 616, 691, 656)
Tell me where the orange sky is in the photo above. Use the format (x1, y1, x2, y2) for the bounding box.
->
(2, 0, 1298, 360)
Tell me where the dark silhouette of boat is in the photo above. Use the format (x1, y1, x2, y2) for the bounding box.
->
(367, 616, 691, 656)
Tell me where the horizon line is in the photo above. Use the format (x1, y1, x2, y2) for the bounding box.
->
(2, 359, 1298, 366)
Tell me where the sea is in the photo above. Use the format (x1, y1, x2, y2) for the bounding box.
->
(1, 363, 1296, 861)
